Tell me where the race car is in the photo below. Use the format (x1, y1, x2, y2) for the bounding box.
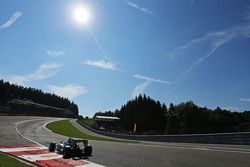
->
(48, 138, 92, 158)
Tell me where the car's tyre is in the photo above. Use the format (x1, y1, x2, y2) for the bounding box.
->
(84, 146, 92, 156)
(49, 143, 56, 152)
(63, 148, 71, 158)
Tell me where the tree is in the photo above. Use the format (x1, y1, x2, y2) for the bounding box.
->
(114, 94, 167, 134)
(0, 79, 78, 117)
(95, 95, 250, 134)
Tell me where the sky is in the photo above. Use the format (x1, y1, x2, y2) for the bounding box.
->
(1, 0, 250, 116)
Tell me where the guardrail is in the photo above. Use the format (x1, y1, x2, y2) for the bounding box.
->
(79, 123, 250, 145)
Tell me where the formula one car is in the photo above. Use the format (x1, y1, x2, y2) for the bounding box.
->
(48, 138, 92, 158)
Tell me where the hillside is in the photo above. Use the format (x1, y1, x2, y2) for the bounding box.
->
(0, 79, 78, 117)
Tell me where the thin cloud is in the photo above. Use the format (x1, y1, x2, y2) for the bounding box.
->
(132, 74, 171, 98)
(27, 63, 62, 81)
(222, 106, 240, 112)
(132, 80, 150, 98)
(46, 50, 65, 57)
(126, 1, 153, 15)
(186, 28, 239, 74)
(47, 84, 87, 99)
(169, 17, 250, 76)
(82, 60, 117, 70)
(243, 6, 250, 21)
(240, 98, 250, 102)
(190, 0, 195, 7)
(87, 28, 106, 55)
(0, 11, 23, 29)
(133, 74, 171, 84)
(9, 75, 28, 85)
(8, 63, 62, 85)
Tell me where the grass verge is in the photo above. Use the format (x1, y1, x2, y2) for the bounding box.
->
(46, 119, 128, 142)
(0, 152, 32, 167)
(77, 119, 97, 128)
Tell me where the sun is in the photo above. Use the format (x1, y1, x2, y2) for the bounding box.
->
(72, 5, 91, 25)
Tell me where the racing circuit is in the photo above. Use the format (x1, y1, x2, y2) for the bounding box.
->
(1, 116, 250, 167)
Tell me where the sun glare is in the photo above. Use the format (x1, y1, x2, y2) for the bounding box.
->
(72, 5, 91, 25)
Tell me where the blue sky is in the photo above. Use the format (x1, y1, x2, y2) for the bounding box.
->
(1, 0, 250, 116)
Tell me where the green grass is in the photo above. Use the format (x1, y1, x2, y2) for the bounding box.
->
(46, 119, 127, 142)
(0, 153, 31, 167)
(77, 119, 97, 128)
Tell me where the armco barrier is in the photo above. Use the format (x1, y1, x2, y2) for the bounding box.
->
(79, 122, 250, 145)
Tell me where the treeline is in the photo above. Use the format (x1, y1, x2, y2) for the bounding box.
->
(95, 94, 250, 134)
(0, 79, 78, 116)
(166, 101, 250, 134)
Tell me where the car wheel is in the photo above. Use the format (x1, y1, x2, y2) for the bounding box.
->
(49, 143, 56, 152)
(63, 148, 71, 158)
(84, 146, 92, 156)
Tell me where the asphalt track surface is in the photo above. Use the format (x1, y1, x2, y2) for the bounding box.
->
(1, 116, 250, 167)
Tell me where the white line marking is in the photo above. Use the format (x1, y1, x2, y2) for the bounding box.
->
(19, 153, 62, 162)
(151, 142, 250, 152)
(194, 147, 211, 151)
(0, 146, 47, 153)
(77, 162, 106, 167)
(136, 143, 250, 154)
(102, 141, 250, 154)
(15, 119, 47, 147)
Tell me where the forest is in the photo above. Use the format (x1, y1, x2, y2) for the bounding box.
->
(0, 79, 78, 116)
(95, 94, 250, 135)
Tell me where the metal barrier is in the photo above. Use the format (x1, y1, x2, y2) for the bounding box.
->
(80, 123, 250, 145)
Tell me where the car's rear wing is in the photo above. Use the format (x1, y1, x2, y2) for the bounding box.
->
(67, 138, 89, 146)
(75, 139, 88, 145)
